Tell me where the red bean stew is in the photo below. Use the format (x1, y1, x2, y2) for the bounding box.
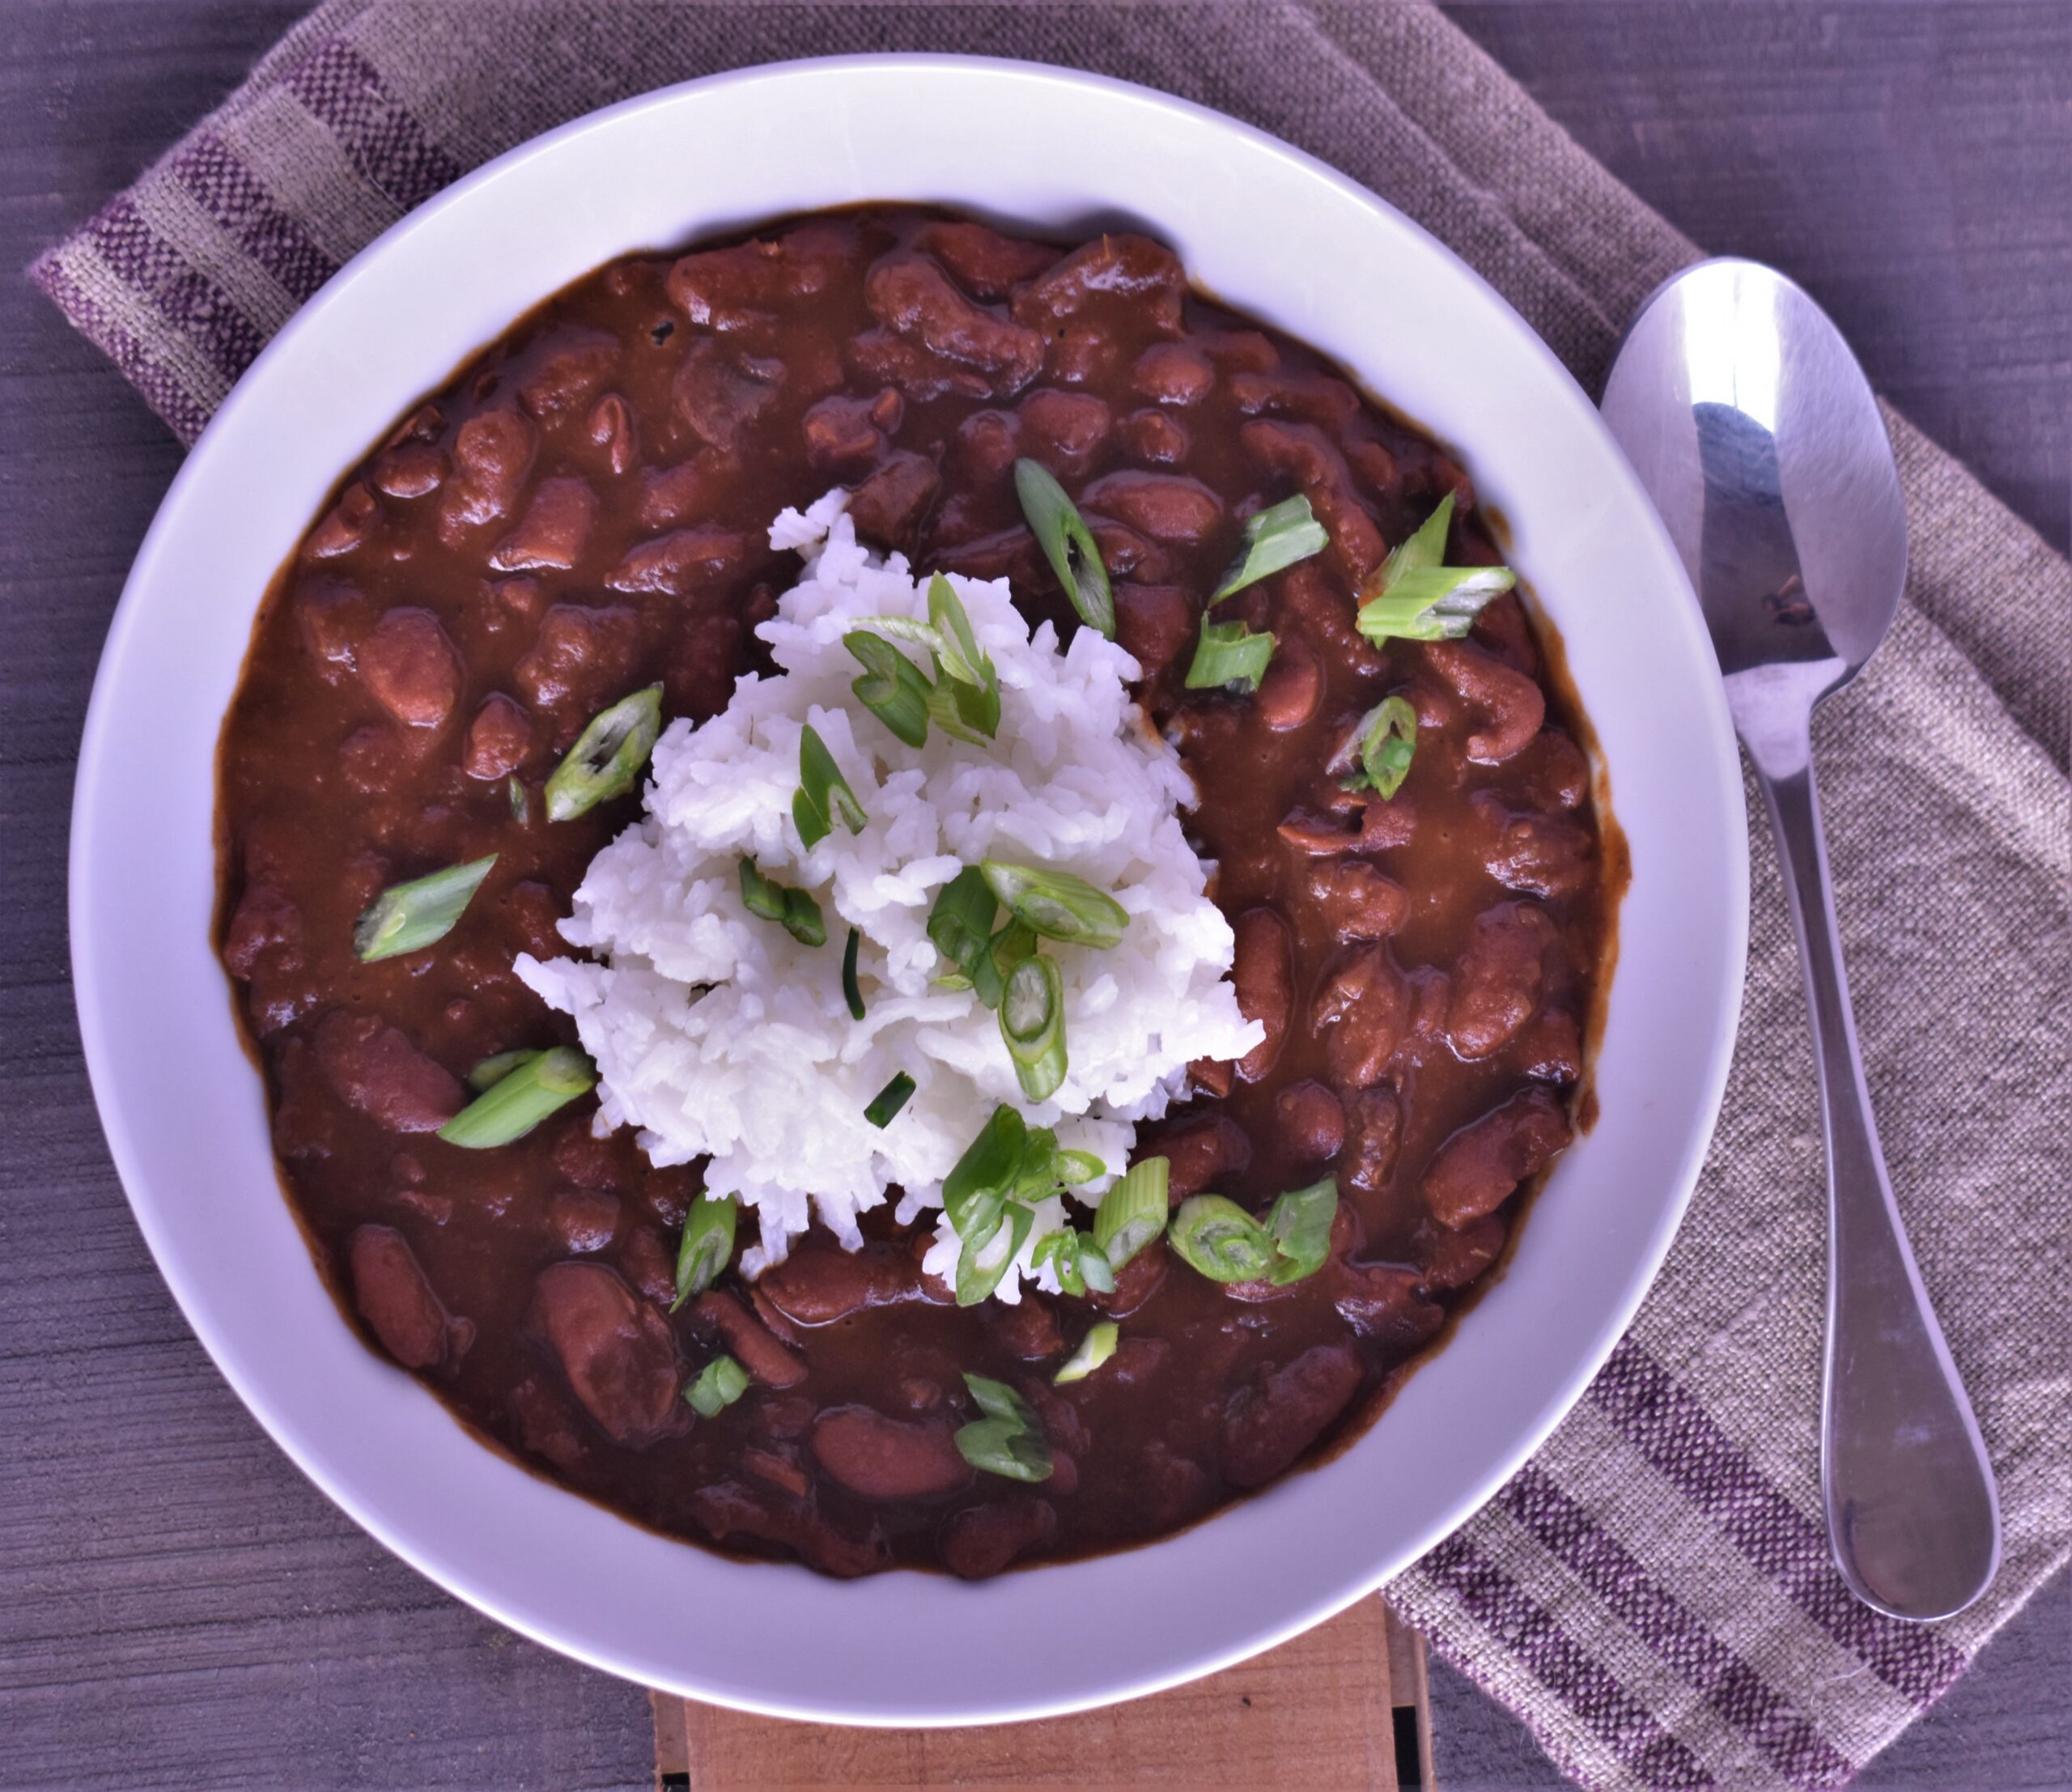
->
(216, 207, 1620, 1579)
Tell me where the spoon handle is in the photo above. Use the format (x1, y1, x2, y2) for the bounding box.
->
(1751, 736, 2000, 1621)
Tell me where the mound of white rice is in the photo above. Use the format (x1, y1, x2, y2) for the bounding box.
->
(517, 491, 1259, 1296)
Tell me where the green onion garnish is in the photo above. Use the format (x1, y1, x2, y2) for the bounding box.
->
(352, 854, 497, 962)
(955, 1203, 1034, 1307)
(928, 866, 1004, 1006)
(941, 1104, 1028, 1259)
(685, 1354, 749, 1417)
(1183, 617, 1276, 693)
(842, 926, 866, 1020)
(1013, 458, 1115, 639)
(928, 575, 993, 691)
(1000, 953, 1068, 1102)
(954, 1371, 1053, 1481)
(1051, 1149, 1105, 1187)
(1093, 1157, 1169, 1269)
(1341, 695, 1419, 799)
(1356, 493, 1516, 643)
(1213, 494, 1329, 602)
(545, 684, 663, 822)
(864, 1071, 916, 1128)
(467, 1047, 541, 1092)
(1030, 1228, 1115, 1298)
(1265, 1177, 1338, 1285)
(979, 859, 1129, 950)
(737, 857, 827, 947)
(1054, 1321, 1120, 1384)
(1167, 1193, 1276, 1283)
(793, 724, 866, 850)
(508, 777, 530, 825)
(872, 575, 1004, 744)
(436, 1044, 594, 1149)
(844, 630, 933, 748)
(672, 1195, 738, 1309)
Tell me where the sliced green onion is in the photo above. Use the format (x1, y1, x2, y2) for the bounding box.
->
(864, 1071, 916, 1128)
(737, 857, 826, 948)
(1183, 617, 1276, 692)
(990, 918, 1038, 981)
(1213, 494, 1328, 602)
(436, 1044, 593, 1149)
(942, 1104, 1028, 1247)
(545, 684, 663, 822)
(1266, 1177, 1339, 1285)
(1013, 457, 1114, 638)
(1030, 1228, 1082, 1296)
(979, 859, 1129, 950)
(353, 854, 497, 962)
(928, 575, 991, 690)
(685, 1354, 749, 1417)
(954, 1371, 1052, 1480)
(467, 1047, 541, 1093)
(1077, 1235, 1117, 1294)
(507, 777, 530, 825)
(842, 926, 866, 1020)
(926, 674, 998, 746)
(955, 1203, 1034, 1307)
(672, 1195, 738, 1309)
(1051, 1149, 1106, 1187)
(1341, 695, 1419, 799)
(1168, 1194, 1276, 1283)
(1356, 493, 1516, 644)
(1013, 1127, 1064, 1204)
(1000, 953, 1068, 1102)
(845, 631, 933, 747)
(1093, 1157, 1169, 1269)
(1054, 1321, 1119, 1384)
(927, 866, 1004, 1006)
(793, 723, 867, 850)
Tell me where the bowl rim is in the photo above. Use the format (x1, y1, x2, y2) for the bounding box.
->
(70, 51, 1749, 1725)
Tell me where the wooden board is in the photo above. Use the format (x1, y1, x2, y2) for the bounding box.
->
(650, 1598, 1433, 1790)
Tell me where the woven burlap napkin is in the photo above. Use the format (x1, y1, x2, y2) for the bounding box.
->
(33, 5, 2070, 1787)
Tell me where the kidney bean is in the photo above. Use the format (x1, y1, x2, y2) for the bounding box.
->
(987, 1296, 1061, 1361)
(1221, 1342, 1364, 1488)
(550, 1123, 622, 1191)
(812, 1406, 969, 1500)
(1276, 809, 1363, 856)
(865, 252, 1046, 393)
(664, 223, 853, 329)
(507, 1374, 587, 1471)
(1084, 518, 1174, 585)
(1475, 795, 1596, 899)
(672, 338, 782, 453)
(1275, 556, 1384, 679)
(1424, 639, 1545, 763)
(1081, 469, 1224, 546)
(635, 456, 728, 529)
(550, 1189, 620, 1254)
(1112, 583, 1195, 682)
(371, 442, 448, 499)
(356, 607, 460, 733)
(1518, 728, 1591, 812)
(1341, 1086, 1403, 1195)
(1155, 1113, 1252, 1203)
(1132, 342, 1215, 406)
(741, 1446, 812, 1501)
(1276, 1079, 1347, 1163)
(1469, 591, 1540, 676)
(1238, 418, 1385, 583)
(1019, 389, 1112, 473)
(461, 693, 531, 780)
(801, 392, 885, 473)
(223, 880, 304, 981)
(843, 329, 994, 402)
(1423, 1087, 1574, 1229)
(620, 1225, 677, 1307)
(1255, 635, 1323, 732)
(314, 1009, 464, 1134)
(940, 1495, 1059, 1580)
(1188, 1055, 1236, 1101)
(517, 329, 618, 418)
(1448, 901, 1553, 1060)
(688, 1480, 886, 1579)
(490, 477, 597, 572)
(757, 1243, 932, 1326)
(692, 1289, 807, 1389)
(846, 449, 940, 548)
(348, 1224, 452, 1369)
(304, 482, 378, 559)
(1118, 407, 1190, 465)
(749, 1286, 805, 1348)
(1332, 1259, 1446, 1348)
(586, 392, 638, 477)
(1229, 367, 1362, 429)
(912, 219, 1061, 299)
(438, 406, 535, 541)
(528, 1261, 682, 1446)
(292, 580, 367, 681)
(1416, 1215, 1507, 1291)
(481, 573, 546, 637)
(1312, 944, 1412, 1088)
(1230, 907, 1293, 1082)
(1013, 234, 1187, 337)
(1089, 1237, 1168, 1318)
(1360, 795, 1418, 851)
(1304, 860, 1408, 942)
(512, 602, 641, 717)
(1517, 1006, 1584, 1083)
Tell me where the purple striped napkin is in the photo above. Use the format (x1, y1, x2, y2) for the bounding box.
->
(34, 4, 2070, 1787)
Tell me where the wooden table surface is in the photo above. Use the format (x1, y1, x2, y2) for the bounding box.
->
(2, 5, 2065, 1788)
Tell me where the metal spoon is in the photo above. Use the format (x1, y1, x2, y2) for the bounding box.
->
(1601, 258, 2000, 1621)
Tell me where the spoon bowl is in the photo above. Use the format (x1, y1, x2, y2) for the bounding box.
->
(1603, 258, 2000, 1623)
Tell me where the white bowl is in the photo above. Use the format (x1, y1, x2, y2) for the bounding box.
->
(71, 56, 1747, 1724)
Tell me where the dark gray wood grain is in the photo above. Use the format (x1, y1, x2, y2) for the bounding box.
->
(1, 5, 2064, 1789)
